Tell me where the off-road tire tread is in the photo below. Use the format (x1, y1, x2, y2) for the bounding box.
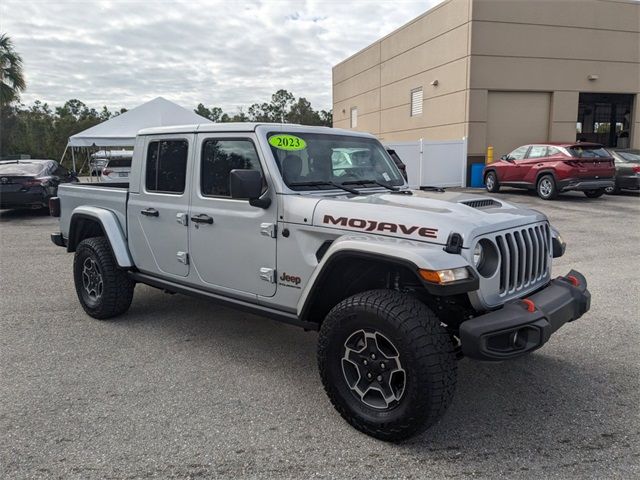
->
(317, 289, 456, 441)
(74, 237, 134, 319)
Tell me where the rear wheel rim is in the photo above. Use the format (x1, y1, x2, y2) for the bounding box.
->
(341, 329, 406, 410)
(82, 257, 103, 305)
(539, 178, 553, 197)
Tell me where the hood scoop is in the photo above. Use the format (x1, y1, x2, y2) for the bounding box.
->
(460, 199, 502, 209)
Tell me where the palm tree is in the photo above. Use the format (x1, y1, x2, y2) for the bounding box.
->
(0, 33, 26, 105)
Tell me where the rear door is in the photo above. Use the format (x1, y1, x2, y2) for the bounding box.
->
(127, 136, 192, 278)
(520, 145, 549, 184)
(188, 133, 277, 297)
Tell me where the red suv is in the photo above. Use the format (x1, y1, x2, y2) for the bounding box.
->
(483, 143, 615, 200)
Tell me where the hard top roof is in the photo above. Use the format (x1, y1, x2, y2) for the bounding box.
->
(137, 122, 376, 139)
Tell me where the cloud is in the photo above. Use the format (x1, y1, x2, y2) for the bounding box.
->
(2, 0, 439, 112)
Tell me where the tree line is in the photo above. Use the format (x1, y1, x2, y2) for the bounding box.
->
(0, 90, 332, 162)
(1, 31, 332, 162)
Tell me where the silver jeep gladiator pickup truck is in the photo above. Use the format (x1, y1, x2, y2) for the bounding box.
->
(50, 123, 590, 441)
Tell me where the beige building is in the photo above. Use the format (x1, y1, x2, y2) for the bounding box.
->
(332, 0, 640, 172)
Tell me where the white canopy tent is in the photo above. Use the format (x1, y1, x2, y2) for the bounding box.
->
(64, 96, 211, 172)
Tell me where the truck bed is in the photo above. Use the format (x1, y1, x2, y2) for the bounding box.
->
(58, 183, 129, 239)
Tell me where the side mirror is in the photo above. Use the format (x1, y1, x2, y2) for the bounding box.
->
(229, 169, 271, 208)
(500, 155, 508, 161)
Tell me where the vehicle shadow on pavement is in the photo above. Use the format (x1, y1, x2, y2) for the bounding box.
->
(403, 353, 628, 453)
(0, 208, 50, 221)
(118, 286, 627, 458)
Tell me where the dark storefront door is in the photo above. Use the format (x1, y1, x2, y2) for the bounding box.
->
(577, 93, 634, 148)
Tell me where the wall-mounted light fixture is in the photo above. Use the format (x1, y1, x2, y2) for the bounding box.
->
(430, 79, 439, 86)
(587, 74, 599, 81)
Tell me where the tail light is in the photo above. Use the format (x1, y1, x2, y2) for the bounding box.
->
(22, 178, 47, 187)
(49, 197, 61, 217)
(102, 168, 111, 176)
(632, 166, 640, 174)
(563, 160, 581, 167)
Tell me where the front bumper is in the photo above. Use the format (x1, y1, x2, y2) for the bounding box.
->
(558, 178, 614, 192)
(459, 270, 590, 361)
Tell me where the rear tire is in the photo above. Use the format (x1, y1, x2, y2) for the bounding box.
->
(584, 189, 605, 198)
(536, 174, 558, 200)
(317, 290, 457, 441)
(485, 171, 500, 193)
(73, 237, 135, 319)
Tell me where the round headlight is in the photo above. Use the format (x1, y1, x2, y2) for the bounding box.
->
(473, 243, 484, 268)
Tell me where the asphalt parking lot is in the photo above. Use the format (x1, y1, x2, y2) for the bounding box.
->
(1, 188, 639, 479)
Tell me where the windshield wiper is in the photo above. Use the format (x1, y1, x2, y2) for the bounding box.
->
(342, 179, 400, 191)
(288, 181, 361, 195)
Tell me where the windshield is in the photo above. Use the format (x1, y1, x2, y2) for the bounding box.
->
(0, 162, 47, 176)
(267, 132, 404, 191)
(567, 146, 611, 158)
(615, 150, 640, 163)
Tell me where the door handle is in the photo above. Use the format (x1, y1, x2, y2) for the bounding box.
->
(190, 214, 213, 224)
(140, 208, 159, 217)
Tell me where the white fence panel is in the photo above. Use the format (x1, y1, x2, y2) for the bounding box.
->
(384, 138, 467, 188)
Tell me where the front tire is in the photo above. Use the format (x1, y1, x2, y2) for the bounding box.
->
(485, 171, 500, 193)
(584, 189, 605, 198)
(317, 290, 457, 441)
(536, 174, 558, 200)
(73, 237, 135, 319)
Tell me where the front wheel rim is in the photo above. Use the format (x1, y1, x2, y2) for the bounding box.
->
(539, 179, 553, 197)
(605, 186, 614, 193)
(341, 329, 406, 410)
(82, 257, 103, 303)
(486, 175, 494, 190)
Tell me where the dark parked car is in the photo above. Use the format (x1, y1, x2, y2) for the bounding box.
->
(606, 149, 640, 194)
(0, 159, 77, 211)
(385, 148, 408, 181)
(483, 143, 615, 200)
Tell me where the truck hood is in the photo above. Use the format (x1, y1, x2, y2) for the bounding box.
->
(312, 190, 547, 247)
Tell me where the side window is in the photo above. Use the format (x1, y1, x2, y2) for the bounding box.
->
(201, 138, 263, 197)
(145, 140, 188, 194)
(547, 147, 562, 157)
(527, 146, 548, 159)
(508, 146, 529, 160)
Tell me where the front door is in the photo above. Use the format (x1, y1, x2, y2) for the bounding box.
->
(188, 133, 277, 297)
(501, 145, 530, 183)
(127, 137, 192, 278)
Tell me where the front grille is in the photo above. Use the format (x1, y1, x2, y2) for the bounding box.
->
(495, 224, 551, 295)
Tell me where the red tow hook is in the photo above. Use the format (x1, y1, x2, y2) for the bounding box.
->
(566, 275, 580, 287)
(521, 299, 536, 312)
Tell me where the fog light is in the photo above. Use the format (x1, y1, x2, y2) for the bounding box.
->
(419, 267, 469, 284)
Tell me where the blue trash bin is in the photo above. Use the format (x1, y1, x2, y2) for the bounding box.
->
(470, 163, 485, 188)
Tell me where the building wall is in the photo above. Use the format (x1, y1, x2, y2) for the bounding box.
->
(332, 0, 472, 141)
(468, 0, 640, 157)
(333, 0, 640, 159)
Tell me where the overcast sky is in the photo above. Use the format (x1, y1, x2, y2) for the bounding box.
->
(2, 0, 440, 113)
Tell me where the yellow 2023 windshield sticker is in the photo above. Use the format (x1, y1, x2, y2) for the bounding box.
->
(268, 134, 307, 151)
